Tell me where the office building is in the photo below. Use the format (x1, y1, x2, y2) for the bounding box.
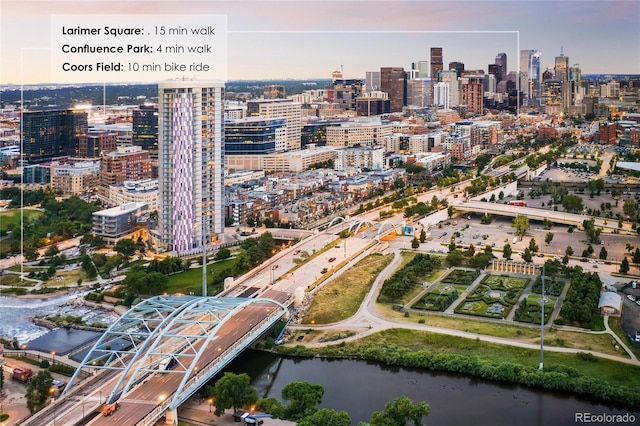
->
(158, 80, 225, 255)
(494, 53, 507, 82)
(461, 75, 485, 115)
(380, 67, 406, 112)
(247, 99, 301, 151)
(101, 145, 151, 188)
(433, 82, 450, 109)
(519, 49, 542, 106)
(430, 47, 443, 78)
(132, 105, 159, 159)
(78, 131, 117, 158)
(92, 202, 149, 246)
(21, 109, 87, 163)
(438, 70, 459, 107)
(448, 61, 465, 78)
(365, 71, 381, 92)
(225, 117, 286, 155)
(356, 97, 391, 116)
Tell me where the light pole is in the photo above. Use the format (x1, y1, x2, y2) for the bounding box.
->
(539, 264, 545, 370)
(208, 398, 213, 413)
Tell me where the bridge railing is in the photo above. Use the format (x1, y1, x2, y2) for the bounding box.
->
(135, 309, 285, 426)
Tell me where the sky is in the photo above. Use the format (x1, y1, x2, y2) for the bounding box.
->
(1, 0, 639, 85)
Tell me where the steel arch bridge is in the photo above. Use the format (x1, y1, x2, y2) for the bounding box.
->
(63, 295, 288, 416)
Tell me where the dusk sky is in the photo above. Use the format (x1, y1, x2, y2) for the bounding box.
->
(1, 0, 638, 84)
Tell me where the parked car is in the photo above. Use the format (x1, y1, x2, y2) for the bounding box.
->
(328, 257, 336, 263)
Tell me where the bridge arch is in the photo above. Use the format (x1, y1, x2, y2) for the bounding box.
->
(326, 216, 346, 230)
(349, 218, 374, 234)
(376, 220, 396, 239)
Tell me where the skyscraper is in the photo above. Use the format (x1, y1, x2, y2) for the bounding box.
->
(438, 70, 459, 107)
(380, 67, 407, 112)
(555, 50, 570, 109)
(495, 53, 507, 82)
(430, 47, 443, 79)
(21, 109, 87, 163)
(158, 80, 225, 255)
(519, 49, 542, 106)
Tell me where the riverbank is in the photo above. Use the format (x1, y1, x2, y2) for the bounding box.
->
(274, 328, 640, 411)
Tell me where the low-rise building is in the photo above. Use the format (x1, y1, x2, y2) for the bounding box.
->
(92, 202, 149, 245)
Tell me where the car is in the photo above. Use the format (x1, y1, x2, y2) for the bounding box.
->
(328, 257, 336, 262)
(537, 253, 544, 258)
(636, 300, 640, 307)
(442, 232, 448, 236)
(581, 258, 588, 262)
(293, 250, 301, 255)
(592, 264, 598, 269)
(272, 264, 279, 269)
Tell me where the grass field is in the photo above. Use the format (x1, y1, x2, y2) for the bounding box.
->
(0, 209, 42, 232)
(164, 258, 236, 295)
(45, 269, 86, 287)
(302, 253, 393, 324)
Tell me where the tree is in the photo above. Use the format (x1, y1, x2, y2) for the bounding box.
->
(512, 215, 530, 238)
(620, 257, 630, 275)
(446, 250, 464, 266)
(447, 205, 455, 218)
(411, 237, 420, 249)
(544, 232, 554, 246)
(562, 194, 584, 213)
(213, 372, 258, 416)
(114, 238, 136, 260)
(562, 254, 569, 265)
(214, 248, 232, 261)
(44, 245, 59, 259)
(24, 246, 38, 262)
(298, 408, 351, 426)
(582, 219, 602, 244)
(419, 229, 427, 243)
(503, 244, 512, 260)
(282, 381, 324, 420)
(25, 371, 53, 414)
(528, 238, 539, 253)
(522, 247, 533, 262)
(599, 246, 608, 260)
(369, 396, 430, 426)
(565, 246, 574, 257)
(634, 248, 640, 264)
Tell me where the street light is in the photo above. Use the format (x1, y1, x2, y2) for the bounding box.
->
(539, 264, 545, 370)
(208, 398, 213, 413)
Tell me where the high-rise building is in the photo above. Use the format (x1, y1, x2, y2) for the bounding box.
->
(494, 53, 507, 82)
(365, 71, 381, 92)
(100, 145, 151, 188)
(329, 79, 363, 111)
(380, 67, 406, 112)
(263, 85, 286, 99)
(225, 117, 286, 154)
(438, 70, 459, 107)
(430, 47, 443, 79)
(132, 105, 159, 159)
(555, 51, 570, 109)
(519, 49, 542, 106)
(21, 109, 87, 163)
(448, 61, 465, 78)
(158, 80, 225, 255)
(406, 78, 432, 108)
(433, 82, 450, 109)
(247, 99, 301, 151)
(78, 131, 117, 158)
(461, 75, 485, 115)
(415, 61, 429, 79)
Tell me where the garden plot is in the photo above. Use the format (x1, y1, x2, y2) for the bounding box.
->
(454, 274, 530, 319)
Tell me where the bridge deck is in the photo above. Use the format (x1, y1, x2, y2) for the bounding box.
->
(91, 302, 282, 425)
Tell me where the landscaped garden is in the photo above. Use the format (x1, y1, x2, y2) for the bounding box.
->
(412, 283, 459, 312)
(514, 294, 556, 324)
(454, 274, 530, 319)
(440, 268, 480, 286)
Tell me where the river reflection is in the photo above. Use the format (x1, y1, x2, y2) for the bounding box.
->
(223, 350, 638, 426)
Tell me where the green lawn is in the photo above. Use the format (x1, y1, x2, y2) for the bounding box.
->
(0, 209, 42, 232)
(164, 258, 236, 295)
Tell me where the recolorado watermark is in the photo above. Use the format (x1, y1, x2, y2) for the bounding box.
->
(575, 413, 636, 423)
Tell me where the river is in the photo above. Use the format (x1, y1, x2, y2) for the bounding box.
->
(225, 350, 638, 426)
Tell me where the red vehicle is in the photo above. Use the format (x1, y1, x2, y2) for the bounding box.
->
(12, 367, 33, 382)
(328, 257, 336, 263)
(508, 200, 527, 207)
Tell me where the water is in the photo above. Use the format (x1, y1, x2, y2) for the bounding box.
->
(0, 293, 118, 346)
(225, 351, 639, 426)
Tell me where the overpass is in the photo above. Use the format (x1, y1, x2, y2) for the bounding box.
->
(55, 292, 291, 426)
(454, 199, 630, 232)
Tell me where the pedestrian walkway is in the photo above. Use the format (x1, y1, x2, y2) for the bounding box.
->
(175, 400, 295, 426)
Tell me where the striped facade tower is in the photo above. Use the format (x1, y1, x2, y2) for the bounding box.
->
(158, 80, 225, 255)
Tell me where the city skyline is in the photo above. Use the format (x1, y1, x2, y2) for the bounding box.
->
(1, 0, 639, 85)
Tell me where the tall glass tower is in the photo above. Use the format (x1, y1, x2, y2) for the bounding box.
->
(158, 80, 225, 255)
